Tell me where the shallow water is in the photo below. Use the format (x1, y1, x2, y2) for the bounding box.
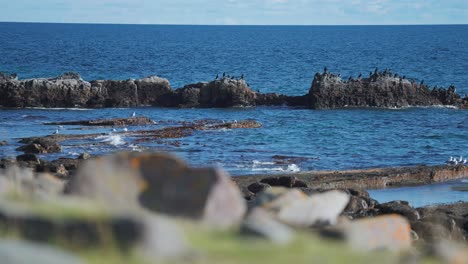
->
(369, 179, 468, 207)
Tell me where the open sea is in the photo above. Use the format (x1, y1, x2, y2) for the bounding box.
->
(0, 23, 467, 206)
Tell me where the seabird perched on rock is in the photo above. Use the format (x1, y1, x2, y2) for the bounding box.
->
(447, 156, 454, 164)
(215, 74, 219, 80)
(53, 129, 59, 135)
(402, 75, 406, 79)
(131, 112, 136, 117)
(241, 74, 244, 80)
(374, 68, 378, 74)
(324, 67, 328, 74)
(420, 80, 424, 85)
(222, 72, 226, 78)
(394, 73, 398, 78)
(358, 73, 362, 79)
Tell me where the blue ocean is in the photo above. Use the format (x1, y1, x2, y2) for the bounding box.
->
(0, 23, 467, 206)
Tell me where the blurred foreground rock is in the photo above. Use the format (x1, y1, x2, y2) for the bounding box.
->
(0, 239, 83, 264)
(66, 152, 247, 229)
(335, 214, 413, 251)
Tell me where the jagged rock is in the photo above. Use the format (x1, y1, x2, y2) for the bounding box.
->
(343, 195, 369, 217)
(66, 152, 246, 229)
(16, 138, 61, 154)
(0, 73, 172, 108)
(308, 71, 463, 109)
(16, 154, 40, 164)
(377, 201, 420, 221)
(240, 207, 294, 245)
(247, 182, 271, 194)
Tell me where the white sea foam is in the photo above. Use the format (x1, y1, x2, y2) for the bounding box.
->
(286, 164, 301, 172)
(252, 160, 275, 165)
(96, 134, 125, 146)
(250, 163, 300, 173)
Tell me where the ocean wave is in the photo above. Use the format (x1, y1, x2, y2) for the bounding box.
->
(95, 134, 125, 146)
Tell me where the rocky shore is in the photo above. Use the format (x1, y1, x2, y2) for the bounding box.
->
(0, 152, 467, 264)
(1, 71, 466, 109)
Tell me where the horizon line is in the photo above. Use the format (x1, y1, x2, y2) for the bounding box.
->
(1, 21, 467, 27)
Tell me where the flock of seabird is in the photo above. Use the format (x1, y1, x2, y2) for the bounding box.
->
(447, 156, 467, 165)
(215, 72, 244, 80)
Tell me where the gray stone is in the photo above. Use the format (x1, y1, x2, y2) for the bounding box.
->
(240, 207, 294, 245)
(277, 190, 349, 227)
(140, 213, 190, 259)
(341, 214, 412, 251)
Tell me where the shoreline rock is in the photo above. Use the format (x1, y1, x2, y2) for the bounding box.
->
(234, 165, 468, 192)
(45, 116, 156, 126)
(1, 71, 465, 109)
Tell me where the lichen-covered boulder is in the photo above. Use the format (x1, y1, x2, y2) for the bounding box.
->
(66, 152, 246, 229)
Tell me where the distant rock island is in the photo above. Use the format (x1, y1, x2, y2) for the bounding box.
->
(0, 70, 466, 109)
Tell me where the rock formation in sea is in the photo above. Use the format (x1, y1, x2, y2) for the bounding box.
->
(0, 71, 465, 109)
(307, 71, 463, 109)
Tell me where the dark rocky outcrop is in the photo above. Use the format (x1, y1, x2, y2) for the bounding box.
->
(16, 138, 61, 154)
(308, 71, 463, 109)
(45, 116, 156, 126)
(1, 71, 465, 109)
(0, 73, 172, 108)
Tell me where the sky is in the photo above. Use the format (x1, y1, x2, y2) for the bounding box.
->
(0, 0, 467, 25)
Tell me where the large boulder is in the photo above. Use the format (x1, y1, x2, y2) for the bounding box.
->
(276, 190, 349, 227)
(135, 76, 173, 106)
(335, 214, 412, 251)
(66, 152, 246, 228)
(199, 78, 256, 107)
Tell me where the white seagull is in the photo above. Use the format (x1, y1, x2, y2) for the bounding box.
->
(131, 112, 136, 117)
(53, 129, 59, 135)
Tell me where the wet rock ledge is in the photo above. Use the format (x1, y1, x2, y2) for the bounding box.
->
(1, 70, 466, 109)
(233, 165, 468, 195)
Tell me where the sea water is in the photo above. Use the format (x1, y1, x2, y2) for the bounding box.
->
(0, 23, 467, 206)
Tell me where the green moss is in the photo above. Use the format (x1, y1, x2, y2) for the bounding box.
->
(0, 196, 111, 220)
